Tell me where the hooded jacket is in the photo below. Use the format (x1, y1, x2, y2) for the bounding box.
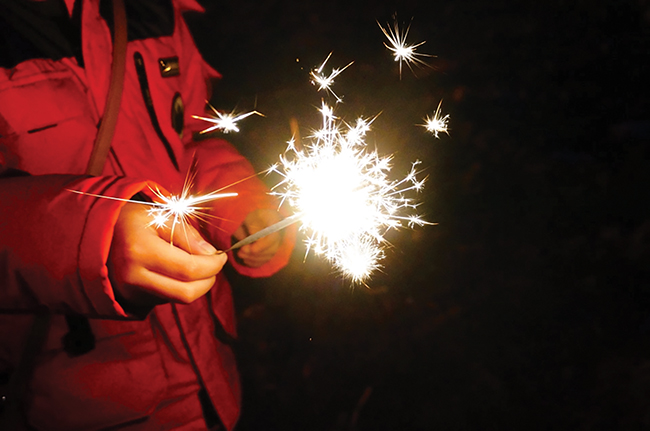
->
(0, 0, 294, 429)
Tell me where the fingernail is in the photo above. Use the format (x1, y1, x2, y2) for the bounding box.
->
(198, 240, 217, 255)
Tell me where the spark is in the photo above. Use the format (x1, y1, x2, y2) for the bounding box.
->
(378, 19, 434, 78)
(192, 102, 263, 134)
(68, 188, 237, 239)
(310, 52, 354, 102)
(422, 100, 450, 138)
(144, 188, 236, 233)
(268, 99, 432, 282)
(68, 157, 237, 249)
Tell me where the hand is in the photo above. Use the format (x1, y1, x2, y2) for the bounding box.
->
(232, 209, 282, 268)
(109, 202, 227, 307)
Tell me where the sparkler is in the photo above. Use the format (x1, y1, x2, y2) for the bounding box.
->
(199, 53, 434, 282)
(185, 16, 444, 279)
(378, 18, 434, 78)
(422, 100, 450, 138)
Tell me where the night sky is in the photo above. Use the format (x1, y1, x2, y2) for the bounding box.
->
(185, 1, 650, 429)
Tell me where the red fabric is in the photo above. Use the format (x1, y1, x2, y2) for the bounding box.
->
(0, 1, 294, 430)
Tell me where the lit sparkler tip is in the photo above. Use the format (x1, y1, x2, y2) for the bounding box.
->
(422, 100, 450, 138)
(269, 88, 432, 282)
(378, 18, 434, 78)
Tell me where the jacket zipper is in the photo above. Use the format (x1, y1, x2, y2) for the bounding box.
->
(133, 51, 179, 170)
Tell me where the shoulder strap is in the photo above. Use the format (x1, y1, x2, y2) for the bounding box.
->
(86, 0, 127, 176)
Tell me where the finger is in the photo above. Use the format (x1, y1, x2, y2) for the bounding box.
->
(131, 235, 228, 281)
(237, 232, 282, 267)
(232, 224, 248, 241)
(157, 221, 218, 256)
(237, 254, 273, 268)
(238, 233, 280, 258)
(245, 211, 281, 235)
(143, 238, 228, 281)
(125, 266, 217, 304)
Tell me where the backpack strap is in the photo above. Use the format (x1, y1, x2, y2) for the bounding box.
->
(86, 0, 127, 176)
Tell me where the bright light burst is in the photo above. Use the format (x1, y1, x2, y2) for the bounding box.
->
(68, 158, 237, 248)
(378, 18, 434, 78)
(268, 96, 431, 282)
(144, 188, 237, 234)
(310, 52, 354, 102)
(422, 100, 450, 138)
(68, 187, 237, 241)
(192, 102, 263, 134)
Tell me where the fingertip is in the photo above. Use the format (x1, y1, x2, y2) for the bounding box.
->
(196, 239, 217, 255)
(215, 250, 228, 267)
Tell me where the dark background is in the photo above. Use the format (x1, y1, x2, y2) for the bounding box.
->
(185, 1, 650, 429)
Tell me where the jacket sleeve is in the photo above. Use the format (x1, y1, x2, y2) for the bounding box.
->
(0, 173, 159, 318)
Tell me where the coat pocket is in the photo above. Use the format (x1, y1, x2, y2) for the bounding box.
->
(0, 59, 98, 175)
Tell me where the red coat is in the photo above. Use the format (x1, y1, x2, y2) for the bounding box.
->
(0, 0, 294, 429)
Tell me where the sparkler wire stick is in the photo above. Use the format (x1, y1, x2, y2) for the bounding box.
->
(222, 213, 302, 253)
